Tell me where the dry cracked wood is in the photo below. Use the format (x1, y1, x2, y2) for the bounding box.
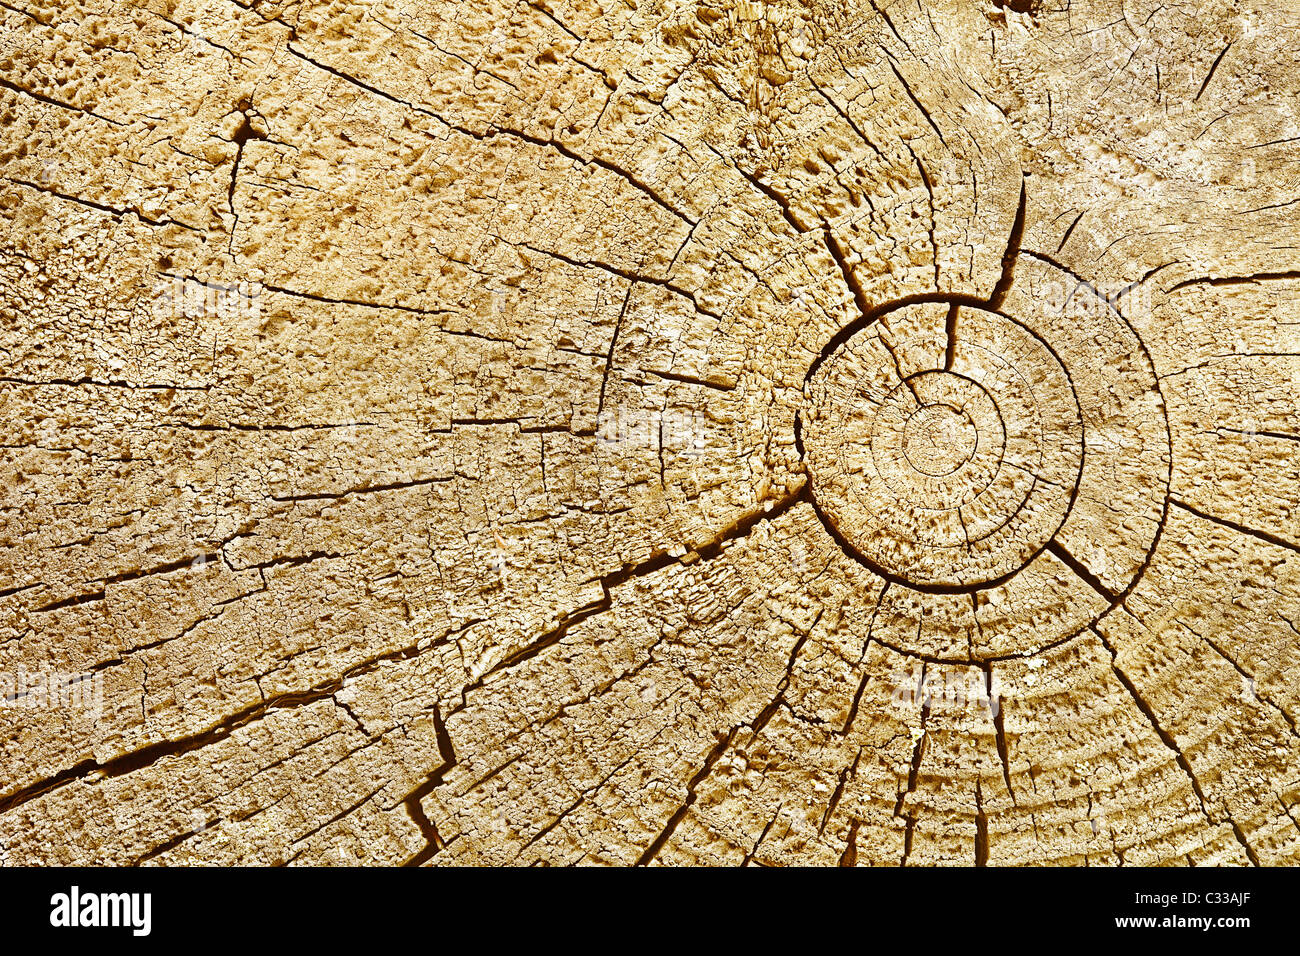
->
(0, 0, 1298, 866)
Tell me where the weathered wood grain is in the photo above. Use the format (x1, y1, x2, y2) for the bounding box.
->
(0, 0, 1297, 866)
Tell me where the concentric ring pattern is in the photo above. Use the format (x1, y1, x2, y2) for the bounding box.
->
(800, 260, 1171, 658)
(0, 0, 1297, 869)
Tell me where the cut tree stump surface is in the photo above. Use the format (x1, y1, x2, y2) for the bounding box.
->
(0, 0, 1298, 866)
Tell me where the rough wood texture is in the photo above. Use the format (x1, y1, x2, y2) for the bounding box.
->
(1, 0, 1298, 866)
